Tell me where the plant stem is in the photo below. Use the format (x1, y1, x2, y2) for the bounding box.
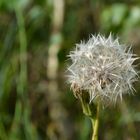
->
(79, 94, 100, 140)
(15, 5, 27, 97)
(91, 103, 99, 140)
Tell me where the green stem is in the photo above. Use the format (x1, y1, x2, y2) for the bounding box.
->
(79, 95, 92, 117)
(91, 104, 99, 140)
(15, 5, 27, 97)
(79, 93, 100, 140)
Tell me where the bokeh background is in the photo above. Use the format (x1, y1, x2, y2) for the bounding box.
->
(0, 0, 140, 140)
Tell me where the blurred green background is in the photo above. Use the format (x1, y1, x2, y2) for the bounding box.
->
(0, 0, 140, 140)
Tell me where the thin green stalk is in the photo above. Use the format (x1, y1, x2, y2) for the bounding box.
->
(15, 5, 27, 97)
(79, 93, 100, 140)
(91, 104, 99, 140)
(8, 5, 27, 139)
(79, 94, 92, 117)
(15, 6, 37, 140)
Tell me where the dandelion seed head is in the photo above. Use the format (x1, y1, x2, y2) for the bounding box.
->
(67, 34, 139, 104)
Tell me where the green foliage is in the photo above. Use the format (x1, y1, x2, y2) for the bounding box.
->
(0, 0, 140, 140)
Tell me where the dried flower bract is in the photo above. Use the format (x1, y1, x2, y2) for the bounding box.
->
(67, 34, 139, 104)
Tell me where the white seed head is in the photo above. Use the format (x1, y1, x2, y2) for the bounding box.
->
(67, 34, 139, 104)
